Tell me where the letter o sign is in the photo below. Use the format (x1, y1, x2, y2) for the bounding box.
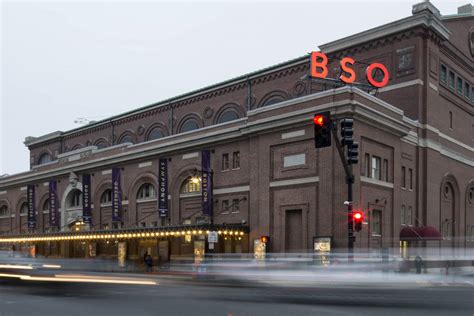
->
(366, 63, 389, 88)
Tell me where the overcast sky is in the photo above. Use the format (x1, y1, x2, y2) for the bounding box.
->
(0, 0, 469, 175)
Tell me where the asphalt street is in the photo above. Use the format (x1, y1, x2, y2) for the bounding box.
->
(0, 275, 473, 316)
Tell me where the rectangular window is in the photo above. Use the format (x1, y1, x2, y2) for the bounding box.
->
(232, 199, 240, 213)
(464, 83, 470, 100)
(448, 71, 455, 89)
(372, 210, 382, 235)
(401, 205, 406, 225)
(398, 52, 413, 70)
(112, 222, 120, 229)
(151, 221, 158, 227)
(365, 153, 370, 177)
(407, 206, 413, 226)
(140, 222, 146, 228)
(440, 65, 447, 84)
(232, 151, 240, 169)
(371, 156, 381, 180)
(457, 77, 463, 95)
(103, 224, 109, 230)
(472, 87, 474, 103)
(401, 166, 406, 188)
(222, 153, 229, 171)
(383, 159, 389, 182)
(222, 200, 229, 214)
(283, 153, 306, 167)
(409, 168, 413, 190)
(449, 111, 453, 129)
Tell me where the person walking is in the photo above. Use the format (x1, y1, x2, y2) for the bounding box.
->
(415, 255, 424, 274)
(144, 252, 153, 273)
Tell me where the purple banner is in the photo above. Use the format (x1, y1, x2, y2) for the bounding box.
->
(27, 185, 36, 229)
(112, 168, 122, 222)
(158, 158, 168, 217)
(201, 150, 213, 217)
(82, 174, 92, 225)
(48, 181, 59, 227)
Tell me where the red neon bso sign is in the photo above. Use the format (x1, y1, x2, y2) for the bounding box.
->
(311, 52, 389, 88)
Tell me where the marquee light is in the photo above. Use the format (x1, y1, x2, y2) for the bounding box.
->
(0, 228, 247, 243)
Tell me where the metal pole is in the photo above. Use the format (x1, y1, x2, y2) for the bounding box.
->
(347, 174, 354, 263)
(332, 122, 355, 263)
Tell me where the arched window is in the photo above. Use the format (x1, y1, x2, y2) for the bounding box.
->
(119, 135, 135, 144)
(262, 96, 285, 106)
(0, 205, 8, 216)
(259, 91, 288, 107)
(95, 141, 108, 149)
(66, 190, 82, 208)
(20, 203, 28, 215)
(147, 129, 163, 141)
(38, 153, 52, 165)
(137, 183, 156, 199)
(43, 199, 50, 212)
(180, 120, 199, 133)
(71, 144, 83, 151)
(218, 110, 239, 124)
(180, 176, 201, 194)
(101, 189, 112, 204)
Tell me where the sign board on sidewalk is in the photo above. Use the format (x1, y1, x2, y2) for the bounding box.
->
(208, 231, 218, 243)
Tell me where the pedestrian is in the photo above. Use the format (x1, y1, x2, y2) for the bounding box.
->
(145, 253, 153, 273)
(415, 255, 423, 274)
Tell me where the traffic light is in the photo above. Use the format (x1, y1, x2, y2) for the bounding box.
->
(347, 142, 359, 165)
(340, 118, 354, 146)
(341, 118, 358, 164)
(353, 210, 363, 232)
(314, 112, 332, 148)
(260, 235, 270, 244)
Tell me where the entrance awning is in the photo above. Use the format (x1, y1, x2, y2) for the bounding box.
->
(399, 226, 442, 241)
(0, 224, 249, 244)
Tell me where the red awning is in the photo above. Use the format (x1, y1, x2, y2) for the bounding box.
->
(399, 226, 442, 241)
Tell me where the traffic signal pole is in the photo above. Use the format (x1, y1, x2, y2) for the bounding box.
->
(314, 112, 357, 263)
(331, 124, 355, 263)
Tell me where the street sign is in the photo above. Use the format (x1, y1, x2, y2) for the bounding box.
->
(208, 231, 218, 243)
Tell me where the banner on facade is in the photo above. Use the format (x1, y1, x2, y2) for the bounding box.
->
(112, 168, 122, 222)
(201, 150, 213, 217)
(27, 184, 36, 229)
(82, 174, 92, 225)
(48, 180, 59, 227)
(158, 158, 168, 217)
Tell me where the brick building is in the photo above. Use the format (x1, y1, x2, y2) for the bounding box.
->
(0, 1, 473, 262)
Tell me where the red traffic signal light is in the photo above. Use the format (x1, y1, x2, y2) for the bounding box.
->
(313, 112, 331, 148)
(313, 114, 325, 126)
(353, 211, 363, 231)
(260, 235, 270, 244)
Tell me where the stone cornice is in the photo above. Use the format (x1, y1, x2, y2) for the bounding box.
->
(319, 11, 450, 54)
(24, 131, 62, 148)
